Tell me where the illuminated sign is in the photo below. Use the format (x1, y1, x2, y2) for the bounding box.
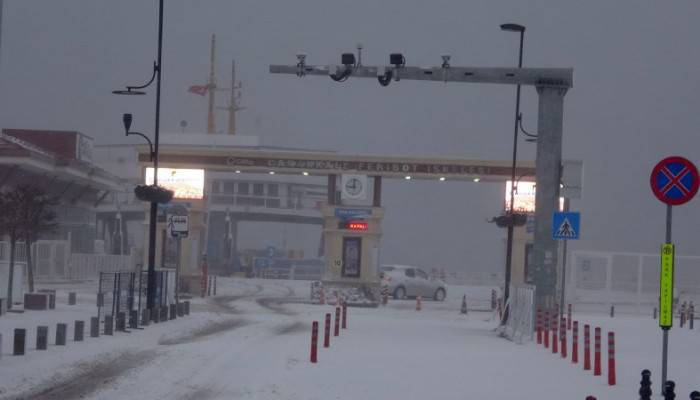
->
(659, 243, 674, 329)
(346, 221, 368, 231)
(145, 168, 204, 200)
(505, 181, 565, 213)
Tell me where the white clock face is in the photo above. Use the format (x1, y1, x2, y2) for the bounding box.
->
(345, 178, 363, 196)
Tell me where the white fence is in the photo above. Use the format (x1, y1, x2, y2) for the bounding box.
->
(0, 241, 134, 282)
(567, 250, 700, 314)
(68, 253, 135, 280)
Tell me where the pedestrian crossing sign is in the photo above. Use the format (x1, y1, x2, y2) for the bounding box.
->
(552, 212, 580, 240)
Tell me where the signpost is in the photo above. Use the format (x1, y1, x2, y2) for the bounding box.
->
(649, 156, 699, 394)
(553, 209, 580, 317)
(167, 212, 188, 304)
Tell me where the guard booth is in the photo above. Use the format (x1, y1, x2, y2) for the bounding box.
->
(313, 174, 385, 306)
(319, 204, 384, 305)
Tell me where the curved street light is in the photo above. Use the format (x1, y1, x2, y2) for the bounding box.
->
(500, 22, 525, 326)
(112, 0, 165, 314)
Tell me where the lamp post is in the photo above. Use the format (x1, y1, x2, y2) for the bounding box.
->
(500, 22, 525, 325)
(113, 0, 165, 314)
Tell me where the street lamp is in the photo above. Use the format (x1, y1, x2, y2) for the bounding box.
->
(113, 0, 166, 315)
(500, 22, 525, 325)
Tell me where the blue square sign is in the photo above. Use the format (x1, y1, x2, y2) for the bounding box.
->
(552, 212, 580, 240)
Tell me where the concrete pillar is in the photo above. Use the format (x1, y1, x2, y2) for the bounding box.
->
(533, 85, 568, 310)
(55, 323, 67, 345)
(129, 310, 138, 329)
(116, 312, 126, 331)
(373, 176, 382, 207)
(141, 309, 151, 326)
(104, 315, 114, 335)
(74, 321, 84, 341)
(36, 326, 48, 350)
(90, 317, 100, 338)
(13, 329, 25, 355)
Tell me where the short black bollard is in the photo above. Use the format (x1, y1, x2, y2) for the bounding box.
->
(213, 276, 217, 295)
(169, 304, 177, 320)
(116, 312, 126, 331)
(152, 307, 160, 323)
(142, 309, 150, 326)
(13, 329, 26, 355)
(689, 390, 700, 400)
(90, 317, 99, 338)
(55, 323, 67, 346)
(185, 301, 190, 315)
(177, 302, 184, 317)
(610, 305, 615, 318)
(74, 321, 84, 341)
(639, 369, 652, 400)
(104, 315, 114, 335)
(664, 380, 676, 400)
(160, 305, 168, 322)
(68, 292, 77, 305)
(129, 310, 138, 329)
(36, 326, 49, 350)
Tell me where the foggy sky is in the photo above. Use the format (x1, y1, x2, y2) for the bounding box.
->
(1, 1, 699, 274)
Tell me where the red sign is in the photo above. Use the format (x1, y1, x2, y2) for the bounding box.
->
(650, 156, 699, 206)
(346, 221, 368, 231)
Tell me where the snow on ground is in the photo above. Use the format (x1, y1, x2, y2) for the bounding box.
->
(0, 278, 698, 399)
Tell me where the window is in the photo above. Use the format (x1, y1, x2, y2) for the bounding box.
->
(268, 184, 279, 197)
(415, 269, 429, 280)
(253, 183, 264, 196)
(405, 269, 415, 278)
(238, 182, 249, 195)
(223, 181, 235, 194)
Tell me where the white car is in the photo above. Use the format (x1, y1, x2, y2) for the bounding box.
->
(380, 264, 447, 301)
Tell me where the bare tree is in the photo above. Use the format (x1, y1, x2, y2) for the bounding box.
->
(19, 186, 58, 292)
(2, 185, 58, 306)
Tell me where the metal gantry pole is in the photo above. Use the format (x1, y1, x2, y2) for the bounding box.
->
(146, 0, 164, 312)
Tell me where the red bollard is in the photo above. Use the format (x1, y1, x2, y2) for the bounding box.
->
(560, 317, 567, 358)
(594, 327, 602, 376)
(342, 302, 347, 329)
(334, 307, 340, 337)
(310, 321, 318, 363)
(544, 311, 550, 348)
(324, 313, 331, 348)
(536, 309, 542, 344)
(572, 321, 579, 364)
(567, 304, 572, 330)
(583, 324, 591, 370)
(552, 315, 559, 354)
(608, 331, 616, 385)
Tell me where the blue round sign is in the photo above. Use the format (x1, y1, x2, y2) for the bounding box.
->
(650, 156, 699, 206)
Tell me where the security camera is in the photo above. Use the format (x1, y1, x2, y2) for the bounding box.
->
(341, 53, 356, 67)
(390, 53, 405, 67)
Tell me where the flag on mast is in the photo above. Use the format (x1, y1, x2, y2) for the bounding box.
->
(188, 85, 208, 96)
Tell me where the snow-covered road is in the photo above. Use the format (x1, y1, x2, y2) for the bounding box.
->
(1, 279, 698, 399)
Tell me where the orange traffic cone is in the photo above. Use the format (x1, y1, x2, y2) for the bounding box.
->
(416, 296, 422, 311)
